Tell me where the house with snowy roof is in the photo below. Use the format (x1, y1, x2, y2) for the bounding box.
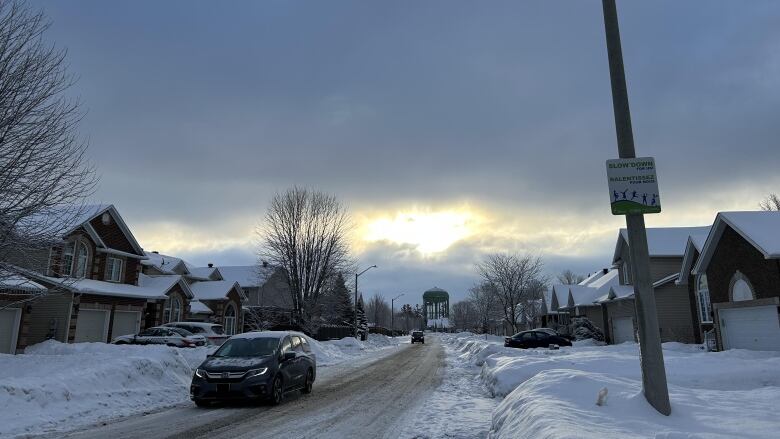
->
(0, 205, 198, 353)
(687, 211, 780, 351)
(601, 226, 710, 345)
(556, 268, 619, 334)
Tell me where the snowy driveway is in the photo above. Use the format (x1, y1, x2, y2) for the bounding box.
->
(50, 337, 444, 439)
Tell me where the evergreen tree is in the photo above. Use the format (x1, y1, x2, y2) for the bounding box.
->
(356, 294, 368, 340)
(331, 272, 354, 325)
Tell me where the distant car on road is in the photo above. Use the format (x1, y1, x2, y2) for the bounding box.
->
(163, 322, 229, 345)
(504, 330, 572, 349)
(191, 331, 316, 407)
(411, 331, 425, 344)
(112, 326, 206, 347)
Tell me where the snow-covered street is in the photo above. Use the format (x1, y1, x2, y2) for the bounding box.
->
(0, 334, 405, 438)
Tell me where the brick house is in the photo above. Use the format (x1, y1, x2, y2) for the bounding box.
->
(600, 226, 710, 345)
(691, 211, 780, 351)
(0, 205, 194, 353)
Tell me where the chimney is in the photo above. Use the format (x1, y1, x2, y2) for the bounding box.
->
(208, 263, 214, 268)
(262, 261, 268, 268)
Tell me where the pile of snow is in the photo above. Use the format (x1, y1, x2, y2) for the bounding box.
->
(307, 333, 401, 366)
(0, 341, 212, 437)
(440, 333, 780, 439)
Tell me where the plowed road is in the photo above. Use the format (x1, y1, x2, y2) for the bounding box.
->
(53, 337, 444, 439)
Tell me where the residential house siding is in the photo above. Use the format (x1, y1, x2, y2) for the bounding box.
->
(654, 282, 696, 343)
(603, 299, 636, 344)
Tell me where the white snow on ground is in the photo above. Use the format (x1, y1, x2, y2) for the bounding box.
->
(400, 334, 498, 439)
(0, 333, 400, 438)
(443, 332, 780, 439)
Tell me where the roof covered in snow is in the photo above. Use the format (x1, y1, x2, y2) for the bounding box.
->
(141, 252, 191, 275)
(0, 271, 47, 292)
(190, 280, 246, 301)
(189, 300, 213, 314)
(602, 284, 635, 302)
(188, 266, 220, 281)
(41, 204, 146, 257)
(578, 270, 606, 286)
(694, 211, 780, 275)
(36, 274, 187, 300)
(613, 226, 711, 262)
(217, 265, 275, 288)
(566, 285, 605, 308)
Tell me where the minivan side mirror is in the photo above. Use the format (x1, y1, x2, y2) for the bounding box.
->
(283, 351, 296, 361)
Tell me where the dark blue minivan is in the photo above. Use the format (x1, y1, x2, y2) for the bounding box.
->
(191, 331, 316, 406)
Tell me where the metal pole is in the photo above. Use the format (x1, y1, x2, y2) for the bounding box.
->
(601, 0, 671, 416)
(354, 273, 359, 338)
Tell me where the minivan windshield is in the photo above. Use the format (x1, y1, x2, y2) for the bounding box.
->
(213, 337, 278, 357)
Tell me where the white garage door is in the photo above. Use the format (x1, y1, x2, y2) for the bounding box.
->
(720, 305, 780, 351)
(612, 317, 635, 344)
(0, 308, 21, 354)
(74, 309, 109, 343)
(111, 311, 140, 339)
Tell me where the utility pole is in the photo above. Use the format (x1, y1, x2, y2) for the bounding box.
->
(601, 0, 671, 415)
(354, 265, 376, 340)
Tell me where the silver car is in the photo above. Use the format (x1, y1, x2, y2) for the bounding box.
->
(112, 326, 206, 347)
(164, 322, 229, 345)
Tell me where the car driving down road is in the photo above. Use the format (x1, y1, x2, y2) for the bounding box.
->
(191, 331, 316, 406)
(411, 330, 425, 344)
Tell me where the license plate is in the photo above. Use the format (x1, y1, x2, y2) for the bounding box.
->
(217, 384, 230, 394)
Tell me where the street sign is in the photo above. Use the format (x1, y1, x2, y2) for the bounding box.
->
(606, 157, 661, 215)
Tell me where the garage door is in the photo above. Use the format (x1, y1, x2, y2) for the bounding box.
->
(719, 305, 780, 351)
(0, 308, 21, 354)
(612, 317, 635, 344)
(111, 311, 140, 339)
(74, 309, 109, 343)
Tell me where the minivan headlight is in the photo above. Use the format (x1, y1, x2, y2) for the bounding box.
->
(246, 368, 268, 378)
(194, 368, 206, 378)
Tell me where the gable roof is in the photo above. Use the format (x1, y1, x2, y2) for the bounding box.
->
(190, 280, 247, 302)
(0, 270, 47, 292)
(142, 251, 191, 275)
(188, 266, 222, 281)
(566, 285, 604, 308)
(693, 211, 780, 275)
(217, 265, 276, 288)
(61, 205, 145, 258)
(600, 284, 635, 303)
(578, 269, 607, 286)
(613, 226, 711, 263)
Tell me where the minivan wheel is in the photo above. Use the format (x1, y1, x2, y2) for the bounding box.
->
(270, 376, 283, 405)
(194, 398, 210, 408)
(302, 369, 313, 394)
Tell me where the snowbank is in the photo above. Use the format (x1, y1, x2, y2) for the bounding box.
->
(0, 334, 400, 437)
(0, 341, 212, 437)
(440, 333, 780, 439)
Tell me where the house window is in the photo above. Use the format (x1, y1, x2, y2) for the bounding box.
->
(224, 303, 237, 336)
(74, 242, 89, 278)
(105, 257, 123, 282)
(62, 242, 75, 275)
(695, 274, 712, 323)
(731, 277, 754, 302)
(171, 297, 182, 322)
(164, 296, 182, 323)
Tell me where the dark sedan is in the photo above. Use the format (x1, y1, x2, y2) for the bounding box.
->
(504, 329, 572, 349)
(191, 331, 316, 406)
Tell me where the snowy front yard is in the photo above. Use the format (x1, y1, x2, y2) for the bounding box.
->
(0, 334, 401, 438)
(441, 333, 780, 439)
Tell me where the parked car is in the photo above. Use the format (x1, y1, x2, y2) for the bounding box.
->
(504, 330, 572, 349)
(112, 326, 206, 347)
(536, 327, 575, 341)
(191, 331, 316, 407)
(163, 322, 229, 345)
(411, 331, 425, 344)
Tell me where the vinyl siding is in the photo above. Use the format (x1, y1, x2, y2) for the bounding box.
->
(25, 292, 73, 345)
(578, 305, 605, 332)
(654, 282, 696, 343)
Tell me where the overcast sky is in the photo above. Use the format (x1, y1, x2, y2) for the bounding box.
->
(34, 1, 780, 304)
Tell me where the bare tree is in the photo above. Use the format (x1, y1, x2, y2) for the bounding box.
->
(258, 187, 352, 334)
(451, 300, 478, 332)
(366, 293, 390, 328)
(468, 282, 501, 334)
(759, 193, 780, 211)
(0, 1, 96, 299)
(557, 269, 585, 285)
(476, 252, 545, 334)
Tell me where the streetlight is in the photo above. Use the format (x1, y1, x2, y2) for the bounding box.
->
(391, 293, 404, 337)
(354, 265, 377, 340)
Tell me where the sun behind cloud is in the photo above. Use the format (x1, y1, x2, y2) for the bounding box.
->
(364, 209, 475, 254)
